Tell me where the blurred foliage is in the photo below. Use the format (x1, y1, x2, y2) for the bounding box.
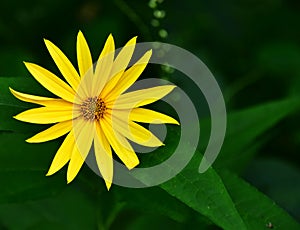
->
(0, 0, 300, 229)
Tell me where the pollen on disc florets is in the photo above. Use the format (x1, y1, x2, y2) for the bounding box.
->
(80, 97, 107, 121)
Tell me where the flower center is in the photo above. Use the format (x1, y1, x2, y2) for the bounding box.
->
(80, 97, 107, 121)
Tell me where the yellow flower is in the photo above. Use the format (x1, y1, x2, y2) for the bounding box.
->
(10, 31, 178, 190)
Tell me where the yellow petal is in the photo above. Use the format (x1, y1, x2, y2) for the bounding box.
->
(100, 37, 137, 97)
(67, 118, 95, 183)
(9, 88, 74, 107)
(110, 36, 137, 79)
(77, 31, 93, 78)
(129, 108, 179, 124)
(107, 85, 176, 109)
(105, 50, 152, 101)
(109, 113, 163, 147)
(26, 120, 73, 143)
(46, 130, 74, 176)
(67, 145, 84, 183)
(14, 107, 77, 124)
(74, 67, 94, 102)
(72, 118, 95, 159)
(93, 34, 115, 96)
(101, 117, 139, 169)
(24, 62, 75, 103)
(44, 39, 80, 90)
(94, 122, 113, 190)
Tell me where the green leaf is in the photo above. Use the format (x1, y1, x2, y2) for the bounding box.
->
(0, 184, 97, 229)
(134, 117, 300, 229)
(115, 187, 191, 223)
(199, 97, 300, 171)
(244, 158, 300, 220)
(113, 186, 217, 228)
(125, 124, 245, 229)
(151, 151, 300, 229)
(0, 132, 65, 203)
(220, 170, 300, 229)
(158, 153, 247, 230)
(155, 98, 300, 229)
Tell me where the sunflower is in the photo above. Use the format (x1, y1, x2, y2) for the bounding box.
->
(10, 31, 178, 190)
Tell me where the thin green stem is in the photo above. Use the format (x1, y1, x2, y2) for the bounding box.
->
(113, 0, 152, 40)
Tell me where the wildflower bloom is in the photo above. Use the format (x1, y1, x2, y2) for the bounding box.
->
(10, 31, 178, 190)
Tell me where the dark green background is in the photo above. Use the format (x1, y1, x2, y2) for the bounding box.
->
(0, 0, 299, 229)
